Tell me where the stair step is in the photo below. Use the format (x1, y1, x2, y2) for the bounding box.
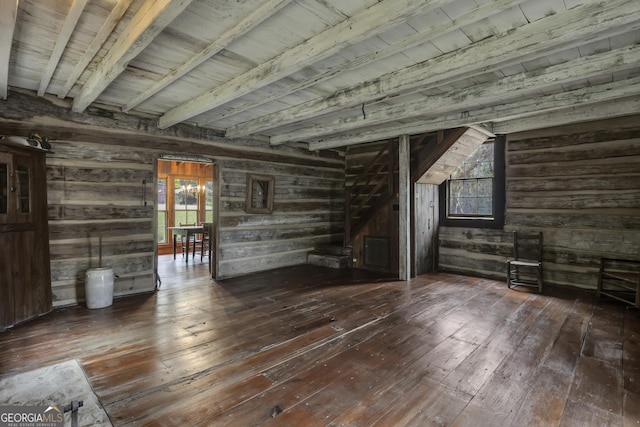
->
(307, 252, 351, 269)
(314, 244, 352, 257)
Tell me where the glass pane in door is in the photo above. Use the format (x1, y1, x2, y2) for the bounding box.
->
(16, 165, 30, 213)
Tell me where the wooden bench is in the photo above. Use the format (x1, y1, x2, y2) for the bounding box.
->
(597, 257, 640, 308)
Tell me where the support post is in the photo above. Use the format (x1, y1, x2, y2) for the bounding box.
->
(399, 134, 410, 280)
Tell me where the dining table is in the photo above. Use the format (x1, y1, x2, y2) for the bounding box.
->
(167, 225, 204, 263)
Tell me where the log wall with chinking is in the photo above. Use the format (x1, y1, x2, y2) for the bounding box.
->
(217, 157, 344, 278)
(46, 140, 156, 306)
(439, 116, 640, 290)
(0, 91, 345, 306)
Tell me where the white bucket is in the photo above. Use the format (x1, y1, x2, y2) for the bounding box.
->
(85, 267, 114, 309)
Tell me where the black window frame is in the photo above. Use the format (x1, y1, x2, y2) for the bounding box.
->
(439, 135, 505, 229)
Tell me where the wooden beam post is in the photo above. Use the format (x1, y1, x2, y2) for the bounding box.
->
(399, 134, 410, 281)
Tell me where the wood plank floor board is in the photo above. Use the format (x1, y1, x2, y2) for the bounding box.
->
(441, 339, 513, 396)
(623, 390, 640, 426)
(263, 333, 471, 426)
(623, 308, 640, 396)
(493, 294, 573, 384)
(559, 399, 624, 427)
(568, 356, 624, 416)
(542, 303, 593, 376)
(0, 255, 637, 426)
(510, 365, 574, 426)
(582, 302, 626, 366)
(375, 382, 472, 427)
(449, 375, 531, 426)
(216, 322, 411, 426)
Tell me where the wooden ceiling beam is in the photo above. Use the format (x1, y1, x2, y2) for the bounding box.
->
(157, 0, 453, 129)
(492, 96, 640, 134)
(213, 0, 528, 129)
(307, 76, 640, 150)
(229, 0, 640, 139)
(72, 0, 195, 113)
(58, 0, 133, 99)
(121, 0, 294, 113)
(0, 0, 19, 100)
(37, 0, 89, 97)
(271, 43, 640, 144)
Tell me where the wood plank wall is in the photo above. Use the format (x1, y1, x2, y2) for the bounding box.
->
(46, 140, 156, 306)
(439, 116, 640, 290)
(0, 91, 345, 306)
(413, 183, 439, 276)
(216, 156, 344, 278)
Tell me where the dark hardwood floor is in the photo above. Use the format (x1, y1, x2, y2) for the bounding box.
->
(1, 255, 638, 426)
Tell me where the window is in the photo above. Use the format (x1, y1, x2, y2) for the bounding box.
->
(440, 136, 505, 228)
(204, 180, 214, 223)
(448, 141, 494, 217)
(174, 178, 199, 225)
(157, 178, 167, 244)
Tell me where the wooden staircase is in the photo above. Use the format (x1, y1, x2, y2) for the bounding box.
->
(345, 140, 398, 246)
(311, 126, 491, 270)
(344, 126, 491, 244)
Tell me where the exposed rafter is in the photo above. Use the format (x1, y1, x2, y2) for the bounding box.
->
(203, 0, 528, 128)
(6, 0, 640, 151)
(271, 44, 640, 145)
(492, 96, 640, 134)
(122, 0, 294, 113)
(0, 0, 19, 100)
(157, 0, 453, 129)
(307, 76, 640, 150)
(38, 0, 89, 97)
(58, 0, 133, 99)
(72, 0, 195, 113)
(225, 0, 640, 139)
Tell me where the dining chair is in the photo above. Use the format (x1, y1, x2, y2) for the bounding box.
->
(200, 223, 211, 262)
(179, 223, 198, 258)
(507, 231, 543, 293)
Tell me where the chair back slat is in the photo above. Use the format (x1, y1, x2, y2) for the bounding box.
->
(513, 231, 543, 262)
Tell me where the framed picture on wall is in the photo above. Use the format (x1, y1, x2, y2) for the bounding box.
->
(246, 173, 274, 214)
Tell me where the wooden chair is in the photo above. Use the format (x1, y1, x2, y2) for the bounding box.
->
(179, 223, 199, 258)
(507, 231, 543, 293)
(199, 223, 211, 262)
(597, 258, 640, 307)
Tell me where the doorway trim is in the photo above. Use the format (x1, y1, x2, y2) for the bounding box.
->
(155, 154, 219, 282)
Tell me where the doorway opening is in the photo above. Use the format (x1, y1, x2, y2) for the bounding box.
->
(156, 158, 217, 288)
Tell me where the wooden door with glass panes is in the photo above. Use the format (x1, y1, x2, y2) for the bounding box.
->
(0, 143, 51, 329)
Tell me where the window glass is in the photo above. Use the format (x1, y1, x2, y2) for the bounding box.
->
(447, 141, 494, 218)
(204, 180, 213, 223)
(174, 179, 199, 225)
(157, 178, 167, 244)
(16, 165, 30, 213)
